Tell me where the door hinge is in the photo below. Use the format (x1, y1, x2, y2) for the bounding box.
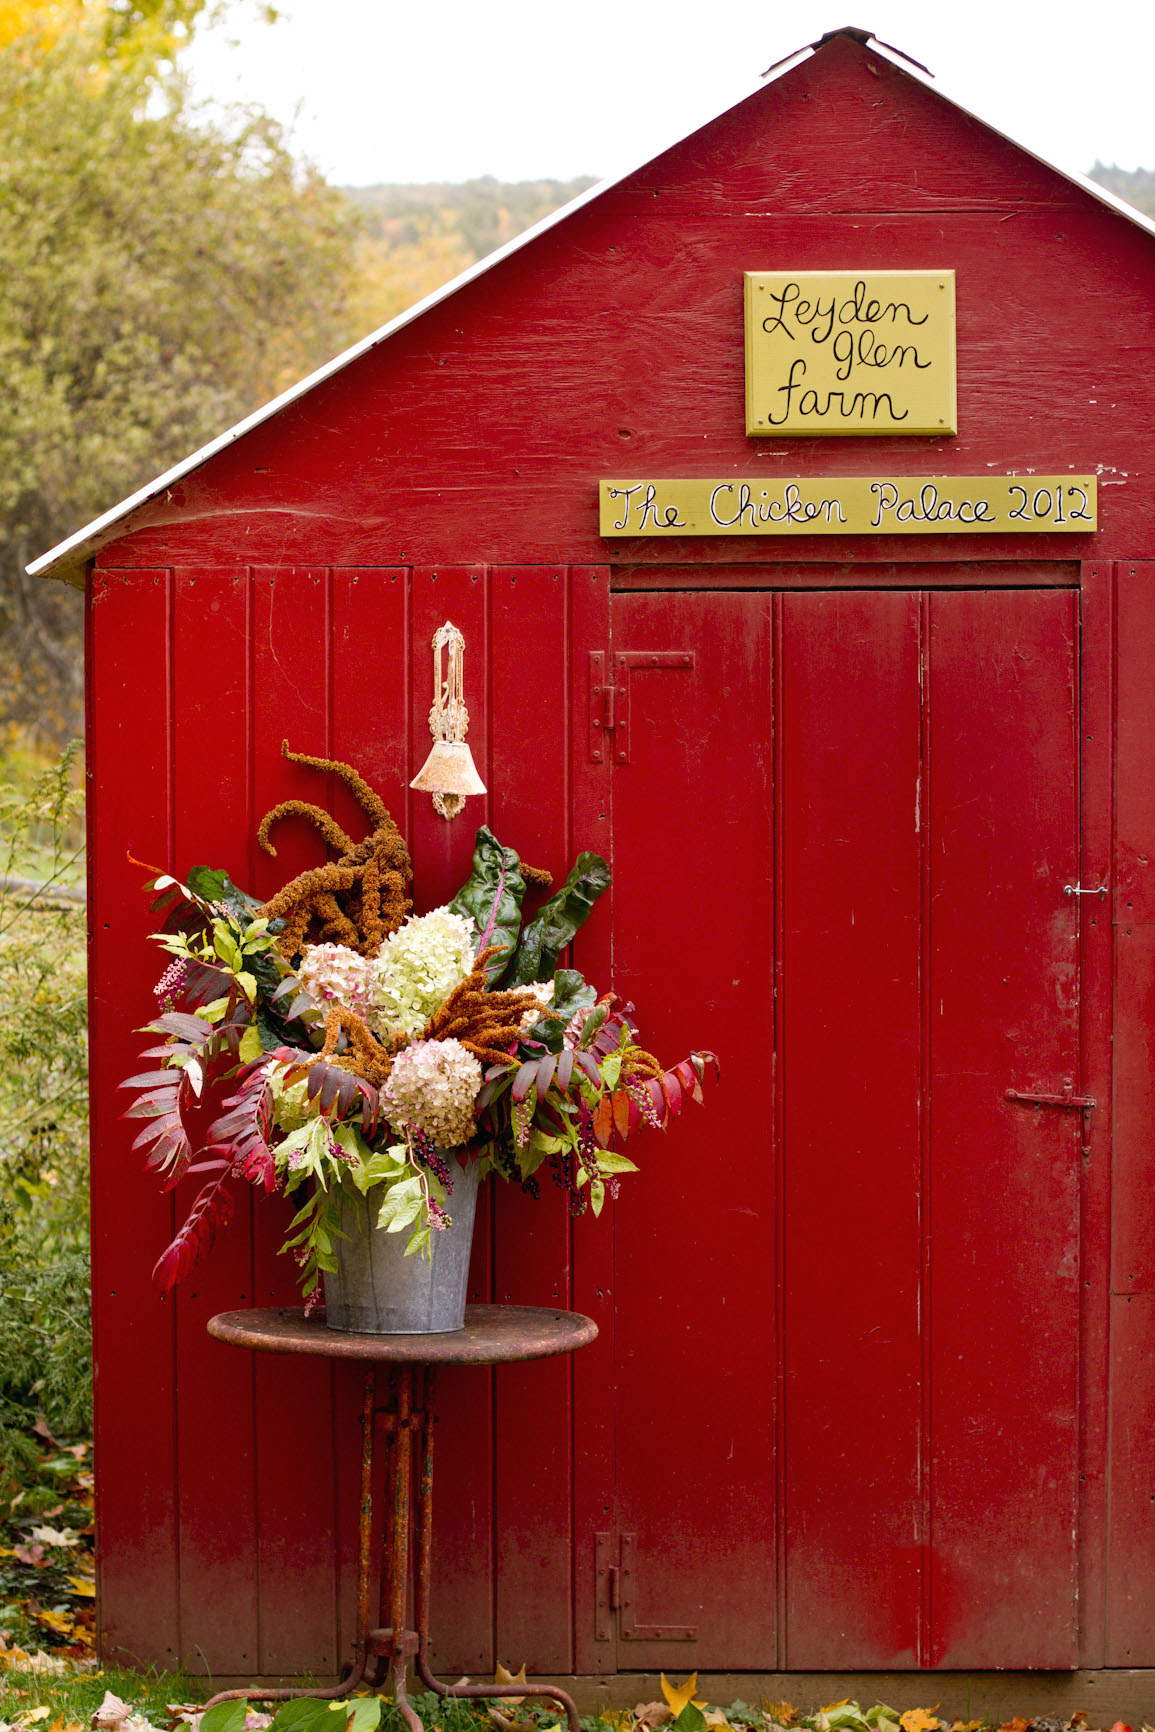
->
(594, 1531, 698, 1643)
(1005, 1080, 1095, 1110)
(588, 649, 696, 765)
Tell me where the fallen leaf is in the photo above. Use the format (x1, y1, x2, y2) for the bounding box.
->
(30, 1608, 75, 1638)
(662, 1678, 705, 1721)
(32, 1419, 58, 1446)
(67, 1445, 88, 1460)
(29, 1528, 80, 1549)
(92, 1693, 133, 1730)
(19, 1710, 51, 1724)
(635, 1705, 673, 1729)
(13, 1546, 47, 1567)
(705, 1715, 732, 1729)
(493, 1661, 528, 1707)
(998, 1721, 1031, 1732)
(68, 1577, 97, 1598)
(822, 1708, 852, 1718)
(765, 1711, 797, 1728)
(1108, 1724, 1133, 1732)
(900, 1715, 940, 1732)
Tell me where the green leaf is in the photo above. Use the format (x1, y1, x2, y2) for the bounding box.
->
(187, 865, 264, 923)
(674, 1707, 707, 1732)
(272, 1700, 336, 1732)
(449, 826, 533, 985)
(404, 1222, 433, 1260)
(201, 1703, 249, 1732)
(345, 1699, 383, 1732)
(597, 1151, 639, 1174)
(524, 966, 598, 1051)
(504, 854, 611, 987)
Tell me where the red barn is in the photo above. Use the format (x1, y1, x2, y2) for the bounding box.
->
(32, 26, 1155, 1717)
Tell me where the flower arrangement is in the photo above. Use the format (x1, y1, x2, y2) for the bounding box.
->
(123, 743, 717, 1306)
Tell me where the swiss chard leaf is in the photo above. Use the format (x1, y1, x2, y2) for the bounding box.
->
(524, 966, 597, 1051)
(449, 826, 530, 985)
(504, 853, 611, 986)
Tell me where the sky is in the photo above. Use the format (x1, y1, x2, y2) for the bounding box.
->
(181, 0, 1155, 189)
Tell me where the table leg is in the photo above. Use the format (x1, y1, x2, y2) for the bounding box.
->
(411, 1369, 582, 1732)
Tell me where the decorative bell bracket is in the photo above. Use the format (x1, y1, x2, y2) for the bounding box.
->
(410, 621, 486, 820)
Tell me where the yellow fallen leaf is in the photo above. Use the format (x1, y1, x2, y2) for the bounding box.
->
(67, 1577, 96, 1598)
(20, 1711, 51, 1725)
(29, 1607, 74, 1637)
(765, 1710, 797, 1728)
(493, 1662, 528, 1707)
(661, 1677, 707, 1720)
(900, 1714, 941, 1732)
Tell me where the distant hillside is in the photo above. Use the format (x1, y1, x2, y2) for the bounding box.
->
(1088, 162, 1155, 216)
(344, 174, 597, 264)
(338, 173, 597, 339)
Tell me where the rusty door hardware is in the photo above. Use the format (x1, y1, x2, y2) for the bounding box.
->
(589, 650, 696, 764)
(1005, 1081, 1095, 1109)
(595, 1531, 698, 1642)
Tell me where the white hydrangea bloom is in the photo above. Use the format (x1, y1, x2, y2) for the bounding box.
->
(383, 1037, 483, 1147)
(519, 978, 555, 1031)
(369, 906, 475, 1041)
(296, 942, 375, 1017)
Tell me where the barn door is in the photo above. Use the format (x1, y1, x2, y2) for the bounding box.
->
(597, 585, 1082, 1671)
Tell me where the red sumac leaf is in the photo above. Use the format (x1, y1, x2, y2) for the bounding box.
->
(612, 1090, 631, 1142)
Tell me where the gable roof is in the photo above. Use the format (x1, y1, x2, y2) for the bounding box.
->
(30, 24, 1155, 588)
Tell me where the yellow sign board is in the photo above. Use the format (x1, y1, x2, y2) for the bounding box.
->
(599, 476, 1097, 537)
(745, 271, 957, 436)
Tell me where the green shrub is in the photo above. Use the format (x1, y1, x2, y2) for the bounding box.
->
(0, 743, 90, 1501)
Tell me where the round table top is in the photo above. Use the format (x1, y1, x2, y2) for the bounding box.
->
(207, 1303, 598, 1365)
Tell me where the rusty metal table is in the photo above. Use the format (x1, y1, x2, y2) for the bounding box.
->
(203, 1305, 598, 1731)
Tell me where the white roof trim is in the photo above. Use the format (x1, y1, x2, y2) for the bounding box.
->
(29, 29, 1155, 583)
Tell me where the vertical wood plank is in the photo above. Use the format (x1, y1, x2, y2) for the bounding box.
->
(1111, 562, 1155, 1290)
(488, 567, 574, 1675)
(610, 590, 777, 1670)
(248, 566, 340, 1677)
(1106, 1290, 1155, 1662)
(1076, 563, 1115, 1668)
(567, 567, 615, 1678)
(927, 589, 1080, 1667)
(87, 569, 181, 1668)
(330, 568, 410, 1665)
(170, 568, 259, 1675)
(780, 590, 923, 1669)
(409, 567, 496, 1676)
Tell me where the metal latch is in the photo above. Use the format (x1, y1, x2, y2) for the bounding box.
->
(594, 1531, 698, 1642)
(589, 650, 695, 765)
(1005, 1080, 1095, 1110)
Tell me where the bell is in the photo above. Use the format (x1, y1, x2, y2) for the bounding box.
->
(409, 739, 486, 798)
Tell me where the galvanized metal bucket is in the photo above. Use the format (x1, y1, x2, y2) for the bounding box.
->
(323, 1151, 479, 1334)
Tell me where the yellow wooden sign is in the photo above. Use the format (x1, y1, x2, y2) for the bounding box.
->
(745, 271, 957, 437)
(599, 476, 1097, 537)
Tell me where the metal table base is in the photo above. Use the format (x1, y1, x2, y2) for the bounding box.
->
(202, 1306, 599, 1732)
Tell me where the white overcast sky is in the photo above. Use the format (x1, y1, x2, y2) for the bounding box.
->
(183, 0, 1155, 188)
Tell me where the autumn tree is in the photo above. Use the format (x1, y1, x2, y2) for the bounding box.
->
(0, 2, 355, 746)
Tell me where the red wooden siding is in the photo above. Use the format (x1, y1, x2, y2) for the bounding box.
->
(97, 36, 1155, 579)
(87, 566, 610, 1674)
(609, 582, 1081, 1669)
